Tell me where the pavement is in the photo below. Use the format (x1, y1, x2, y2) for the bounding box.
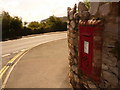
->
(5, 39, 72, 88)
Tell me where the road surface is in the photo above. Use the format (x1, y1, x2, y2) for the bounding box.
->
(5, 39, 72, 88)
(1, 32, 67, 56)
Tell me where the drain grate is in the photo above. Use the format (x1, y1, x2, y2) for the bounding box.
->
(6, 63, 14, 66)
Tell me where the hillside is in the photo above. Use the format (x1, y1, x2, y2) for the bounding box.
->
(41, 16, 67, 23)
(58, 16, 67, 22)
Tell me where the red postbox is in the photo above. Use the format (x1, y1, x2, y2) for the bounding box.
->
(79, 26, 93, 74)
(78, 20, 103, 82)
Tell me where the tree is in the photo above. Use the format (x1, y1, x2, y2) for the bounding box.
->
(83, 0, 90, 9)
(0, 14, 2, 41)
(2, 11, 23, 39)
(2, 11, 67, 40)
(24, 21, 28, 27)
(10, 16, 22, 31)
(28, 21, 40, 30)
(0, 14, 2, 25)
(45, 16, 66, 32)
(9, 16, 22, 37)
(45, 16, 56, 31)
(2, 11, 12, 39)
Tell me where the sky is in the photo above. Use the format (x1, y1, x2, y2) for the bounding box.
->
(0, 0, 83, 22)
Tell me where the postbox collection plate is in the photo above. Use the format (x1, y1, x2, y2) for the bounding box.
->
(84, 41, 89, 54)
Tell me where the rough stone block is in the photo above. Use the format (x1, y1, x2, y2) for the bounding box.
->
(73, 58, 78, 65)
(103, 71, 118, 87)
(69, 10, 74, 20)
(94, 36, 102, 42)
(76, 83, 81, 88)
(74, 74, 79, 83)
(104, 81, 111, 88)
(99, 82, 105, 88)
(70, 20, 76, 29)
(102, 48, 117, 67)
(67, 25, 70, 30)
(118, 61, 120, 69)
(67, 20, 70, 24)
(83, 84, 89, 89)
(109, 67, 118, 76)
(89, 2, 100, 16)
(70, 48, 75, 56)
(67, 7, 71, 20)
(68, 42, 74, 49)
(110, 57, 117, 67)
(72, 65, 78, 73)
(74, 12, 79, 20)
(69, 26, 73, 31)
(69, 71, 74, 79)
(87, 83, 97, 88)
(67, 7, 71, 12)
(73, 38, 78, 46)
(70, 33, 77, 39)
(78, 2, 88, 12)
(102, 57, 115, 67)
(68, 38, 73, 44)
(105, 16, 117, 23)
(99, 3, 111, 17)
(104, 23, 118, 38)
(73, 4, 77, 14)
(116, 17, 120, 23)
(68, 55, 72, 61)
(102, 64, 109, 71)
(79, 11, 90, 20)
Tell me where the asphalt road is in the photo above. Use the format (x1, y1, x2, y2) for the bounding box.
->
(5, 39, 72, 88)
(1, 32, 67, 56)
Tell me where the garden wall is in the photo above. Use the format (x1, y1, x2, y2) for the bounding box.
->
(67, 1, 119, 89)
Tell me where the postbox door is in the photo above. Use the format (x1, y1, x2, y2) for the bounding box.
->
(79, 26, 93, 75)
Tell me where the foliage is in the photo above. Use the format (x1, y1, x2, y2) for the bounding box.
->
(0, 14, 2, 24)
(0, 14, 2, 41)
(10, 16, 22, 31)
(2, 11, 22, 39)
(24, 21, 28, 27)
(2, 11, 67, 41)
(28, 21, 40, 30)
(27, 16, 67, 32)
(83, 0, 90, 9)
(2, 11, 12, 39)
(10, 16, 22, 37)
(44, 16, 67, 32)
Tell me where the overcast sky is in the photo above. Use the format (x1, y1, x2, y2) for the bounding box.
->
(0, 0, 83, 22)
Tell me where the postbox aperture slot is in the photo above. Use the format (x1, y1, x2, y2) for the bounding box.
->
(83, 34, 91, 37)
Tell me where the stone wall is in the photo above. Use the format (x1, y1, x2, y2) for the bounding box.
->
(67, 1, 119, 89)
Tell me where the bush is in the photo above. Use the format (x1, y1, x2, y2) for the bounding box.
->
(2, 11, 67, 41)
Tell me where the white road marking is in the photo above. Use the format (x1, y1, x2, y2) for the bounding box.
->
(13, 51, 19, 54)
(21, 49, 27, 52)
(2, 54, 11, 58)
